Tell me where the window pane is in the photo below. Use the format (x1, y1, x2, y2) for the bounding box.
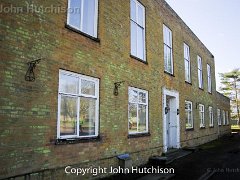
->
(82, 0, 95, 36)
(60, 96, 78, 136)
(185, 110, 189, 126)
(130, 0, 136, 21)
(164, 45, 168, 70)
(60, 74, 78, 94)
(198, 57, 202, 70)
(198, 70, 202, 88)
(79, 97, 96, 136)
(138, 105, 146, 132)
(139, 92, 146, 103)
(185, 60, 189, 81)
(164, 26, 171, 46)
(68, 0, 81, 29)
(129, 103, 137, 133)
(81, 79, 95, 96)
(131, 21, 137, 56)
(137, 26, 144, 60)
(129, 89, 138, 103)
(138, 5, 143, 27)
(167, 48, 172, 72)
(184, 44, 189, 59)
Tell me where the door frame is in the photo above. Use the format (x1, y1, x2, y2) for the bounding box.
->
(162, 87, 180, 152)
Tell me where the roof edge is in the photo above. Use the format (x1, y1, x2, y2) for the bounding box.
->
(162, 0, 215, 58)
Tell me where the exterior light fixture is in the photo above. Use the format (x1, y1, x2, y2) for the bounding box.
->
(165, 107, 170, 114)
(25, 58, 42, 82)
(114, 81, 125, 96)
(196, 102, 199, 109)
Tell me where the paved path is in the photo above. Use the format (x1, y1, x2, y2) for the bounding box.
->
(103, 134, 240, 180)
(168, 133, 240, 180)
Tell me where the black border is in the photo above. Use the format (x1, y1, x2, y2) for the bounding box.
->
(65, 0, 100, 43)
(56, 69, 101, 145)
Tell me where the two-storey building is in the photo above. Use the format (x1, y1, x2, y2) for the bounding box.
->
(0, 0, 230, 179)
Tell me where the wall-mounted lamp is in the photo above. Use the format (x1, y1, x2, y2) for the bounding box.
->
(114, 81, 125, 96)
(196, 102, 199, 109)
(177, 109, 180, 115)
(25, 58, 42, 82)
(165, 107, 170, 114)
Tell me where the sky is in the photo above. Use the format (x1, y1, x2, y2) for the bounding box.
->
(165, 0, 240, 90)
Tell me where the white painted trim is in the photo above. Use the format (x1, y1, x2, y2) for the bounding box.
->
(67, 0, 98, 38)
(57, 70, 99, 139)
(162, 87, 180, 152)
(185, 100, 193, 129)
(130, 0, 146, 61)
(128, 86, 149, 134)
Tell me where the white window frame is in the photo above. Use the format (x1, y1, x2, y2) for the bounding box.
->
(130, 0, 146, 61)
(163, 24, 173, 74)
(57, 70, 99, 139)
(128, 87, 149, 134)
(207, 64, 212, 93)
(185, 101, 193, 129)
(217, 108, 221, 126)
(199, 104, 205, 127)
(67, 0, 98, 38)
(226, 111, 229, 125)
(222, 110, 226, 125)
(198, 56, 203, 89)
(184, 43, 191, 82)
(209, 106, 214, 127)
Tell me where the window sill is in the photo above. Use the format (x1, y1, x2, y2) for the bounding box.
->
(65, 24, 100, 43)
(164, 71, 175, 77)
(128, 132, 151, 138)
(130, 55, 148, 65)
(185, 81, 192, 85)
(185, 128, 194, 131)
(55, 136, 101, 145)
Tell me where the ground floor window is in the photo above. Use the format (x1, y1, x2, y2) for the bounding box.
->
(226, 111, 229, 125)
(57, 70, 99, 139)
(199, 104, 205, 127)
(128, 87, 148, 134)
(217, 109, 221, 126)
(209, 106, 214, 127)
(222, 110, 226, 125)
(185, 101, 193, 129)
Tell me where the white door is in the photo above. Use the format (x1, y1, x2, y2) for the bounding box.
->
(166, 96, 178, 149)
(162, 88, 180, 152)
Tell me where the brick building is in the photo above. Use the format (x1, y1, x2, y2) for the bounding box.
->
(0, 0, 231, 179)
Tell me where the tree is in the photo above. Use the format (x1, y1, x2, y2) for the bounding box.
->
(219, 69, 240, 124)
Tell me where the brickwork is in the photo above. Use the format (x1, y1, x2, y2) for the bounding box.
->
(0, 0, 230, 179)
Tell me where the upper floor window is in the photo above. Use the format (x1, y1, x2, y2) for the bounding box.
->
(185, 101, 193, 129)
(222, 110, 226, 125)
(184, 43, 191, 82)
(209, 106, 213, 127)
(199, 104, 205, 128)
(197, 56, 203, 89)
(217, 108, 221, 126)
(58, 70, 99, 139)
(130, 0, 146, 61)
(67, 0, 98, 38)
(207, 64, 212, 93)
(163, 25, 173, 74)
(128, 87, 148, 134)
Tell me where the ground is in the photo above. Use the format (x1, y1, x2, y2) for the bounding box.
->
(170, 133, 240, 180)
(102, 133, 240, 180)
